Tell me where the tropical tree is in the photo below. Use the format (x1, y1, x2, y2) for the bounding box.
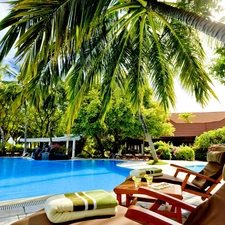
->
(0, 81, 25, 150)
(0, 63, 8, 152)
(72, 87, 174, 157)
(178, 112, 196, 123)
(210, 47, 225, 85)
(25, 106, 67, 139)
(10, 63, 67, 138)
(0, 0, 224, 160)
(0, 62, 68, 150)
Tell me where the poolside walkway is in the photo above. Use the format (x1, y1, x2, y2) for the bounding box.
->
(1, 160, 224, 224)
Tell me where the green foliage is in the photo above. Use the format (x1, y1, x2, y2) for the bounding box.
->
(194, 126, 225, 149)
(157, 146, 172, 160)
(0, 81, 25, 143)
(0, 0, 221, 159)
(154, 141, 171, 149)
(12, 144, 24, 151)
(146, 160, 168, 165)
(0, 71, 68, 146)
(177, 0, 222, 18)
(174, 146, 195, 161)
(194, 147, 208, 161)
(0, 0, 219, 129)
(4, 143, 24, 151)
(154, 141, 172, 160)
(4, 142, 14, 151)
(27, 106, 67, 138)
(72, 88, 174, 157)
(178, 112, 196, 123)
(80, 137, 103, 158)
(210, 47, 225, 85)
(193, 127, 225, 161)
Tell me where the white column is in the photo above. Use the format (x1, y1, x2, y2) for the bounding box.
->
(66, 139, 69, 155)
(72, 138, 76, 158)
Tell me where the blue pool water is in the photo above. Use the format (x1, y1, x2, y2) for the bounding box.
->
(185, 165, 204, 172)
(0, 158, 131, 201)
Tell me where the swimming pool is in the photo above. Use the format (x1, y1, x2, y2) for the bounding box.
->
(185, 165, 204, 172)
(0, 158, 131, 202)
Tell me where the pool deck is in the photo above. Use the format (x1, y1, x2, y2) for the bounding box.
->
(1, 159, 223, 224)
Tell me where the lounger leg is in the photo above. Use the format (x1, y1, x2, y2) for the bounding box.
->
(126, 194, 131, 206)
(116, 194, 122, 205)
(148, 200, 183, 223)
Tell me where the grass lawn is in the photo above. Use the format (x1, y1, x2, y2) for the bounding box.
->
(146, 160, 168, 165)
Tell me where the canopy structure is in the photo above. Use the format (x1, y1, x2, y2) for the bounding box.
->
(19, 135, 81, 158)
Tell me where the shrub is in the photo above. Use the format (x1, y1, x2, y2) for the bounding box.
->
(157, 145, 172, 160)
(194, 148, 208, 161)
(154, 141, 172, 160)
(194, 127, 225, 149)
(154, 141, 170, 149)
(174, 146, 195, 161)
(193, 126, 225, 161)
(12, 144, 24, 151)
(171, 146, 179, 160)
(5, 142, 14, 151)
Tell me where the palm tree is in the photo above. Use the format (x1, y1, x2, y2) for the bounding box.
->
(0, 0, 220, 106)
(0, 0, 223, 160)
(0, 80, 24, 152)
(4, 66, 29, 154)
(0, 63, 11, 153)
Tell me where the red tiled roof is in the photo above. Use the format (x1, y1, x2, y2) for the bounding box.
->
(167, 112, 225, 137)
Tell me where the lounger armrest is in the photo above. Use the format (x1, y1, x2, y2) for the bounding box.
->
(170, 164, 197, 177)
(170, 164, 220, 184)
(177, 168, 221, 183)
(125, 205, 181, 225)
(170, 163, 192, 171)
(138, 187, 195, 212)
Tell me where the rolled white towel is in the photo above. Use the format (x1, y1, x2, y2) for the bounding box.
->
(45, 190, 118, 223)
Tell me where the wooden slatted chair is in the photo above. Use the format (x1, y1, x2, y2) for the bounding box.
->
(152, 147, 225, 200)
(125, 181, 225, 225)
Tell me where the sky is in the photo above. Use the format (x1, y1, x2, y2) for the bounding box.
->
(171, 1, 225, 113)
(171, 79, 225, 113)
(0, 1, 225, 114)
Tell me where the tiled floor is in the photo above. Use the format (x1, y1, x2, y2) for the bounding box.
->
(0, 196, 49, 224)
(1, 160, 223, 224)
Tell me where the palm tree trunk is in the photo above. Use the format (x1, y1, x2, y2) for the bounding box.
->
(139, 110, 158, 161)
(0, 126, 5, 153)
(94, 135, 105, 157)
(48, 121, 53, 145)
(23, 101, 27, 155)
(149, 1, 225, 43)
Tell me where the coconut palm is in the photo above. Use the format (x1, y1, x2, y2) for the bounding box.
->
(0, 63, 11, 153)
(0, 0, 223, 160)
(0, 0, 221, 107)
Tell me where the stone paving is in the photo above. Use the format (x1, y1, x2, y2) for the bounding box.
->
(1, 160, 223, 224)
